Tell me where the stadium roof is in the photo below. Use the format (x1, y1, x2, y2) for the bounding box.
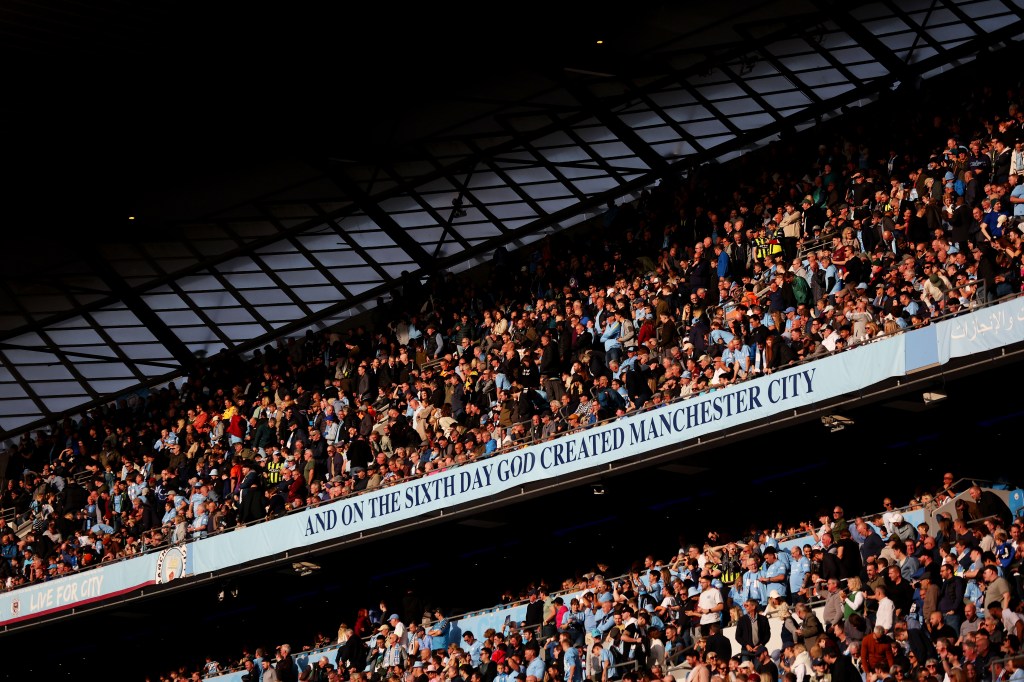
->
(2, 0, 1023, 439)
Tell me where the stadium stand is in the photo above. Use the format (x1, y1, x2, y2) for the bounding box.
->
(3, 65, 1024, 606)
(3, 21, 1024, 682)
(189, 476, 1021, 682)
(0, 96, 1019, 675)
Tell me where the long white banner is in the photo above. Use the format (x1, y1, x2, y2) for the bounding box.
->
(0, 544, 191, 626)
(936, 295, 1024, 362)
(191, 337, 906, 573)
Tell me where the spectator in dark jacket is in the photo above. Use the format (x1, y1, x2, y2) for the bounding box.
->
(736, 598, 771, 661)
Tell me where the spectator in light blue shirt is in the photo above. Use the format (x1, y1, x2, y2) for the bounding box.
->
(493, 370, 513, 392)
(598, 312, 623, 366)
(562, 639, 583, 682)
(900, 293, 920, 319)
(728, 577, 745, 613)
(594, 578, 614, 605)
(188, 508, 209, 539)
(427, 609, 451, 650)
(582, 594, 599, 634)
(525, 646, 546, 680)
(189, 485, 208, 518)
(638, 571, 663, 608)
(594, 643, 618, 680)
(161, 501, 178, 527)
(493, 661, 511, 682)
(759, 547, 788, 602)
(741, 556, 768, 606)
(708, 321, 735, 346)
(561, 598, 587, 646)
(964, 579, 984, 610)
(594, 600, 616, 639)
(720, 338, 750, 378)
(166, 489, 187, 514)
(890, 540, 920, 581)
(789, 545, 811, 599)
(462, 632, 483, 667)
(823, 259, 842, 295)
(615, 353, 638, 379)
(417, 629, 433, 654)
(774, 543, 792, 572)
(1011, 181, 1024, 218)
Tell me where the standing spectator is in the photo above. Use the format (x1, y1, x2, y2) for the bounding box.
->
(275, 644, 298, 682)
(820, 578, 844, 628)
(982, 565, 1012, 610)
(874, 586, 895, 633)
(693, 574, 724, 636)
(562, 636, 582, 682)
(427, 608, 451, 651)
(736, 599, 770, 662)
(780, 201, 802, 259)
(861, 625, 894, 674)
(261, 657, 279, 682)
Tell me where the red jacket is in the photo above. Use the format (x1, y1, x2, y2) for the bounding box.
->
(227, 414, 245, 438)
(860, 633, 894, 673)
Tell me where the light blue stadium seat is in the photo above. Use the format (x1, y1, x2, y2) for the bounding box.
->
(1009, 489, 1024, 519)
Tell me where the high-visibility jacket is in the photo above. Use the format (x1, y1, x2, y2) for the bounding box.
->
(753, 237, 771, 260)
(265, 459, 282, 485)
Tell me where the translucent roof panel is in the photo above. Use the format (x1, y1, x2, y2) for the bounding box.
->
(2, 0, 1023, 438)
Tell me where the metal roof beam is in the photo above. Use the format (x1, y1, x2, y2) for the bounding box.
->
(819, 1, 919, 79)
(321, 171, 434, 271)
(559, 78, 672, 174)
(86, 248, 197, 370)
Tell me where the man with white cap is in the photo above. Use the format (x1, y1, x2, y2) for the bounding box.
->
(885, 511, 917, 544)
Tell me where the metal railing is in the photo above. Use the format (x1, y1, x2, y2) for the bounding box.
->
(420, 356, 446, 374)
(762, 475, 1005, 548)
(988, 654, 1023, 682)
(797, 235, 834, 259)
(210, 615, 558, 676)
(608, 656, 641, 678)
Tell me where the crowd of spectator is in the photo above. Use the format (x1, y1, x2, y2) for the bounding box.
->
(1, 67, 1024, 682)
(167, 473, 1022, 682)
